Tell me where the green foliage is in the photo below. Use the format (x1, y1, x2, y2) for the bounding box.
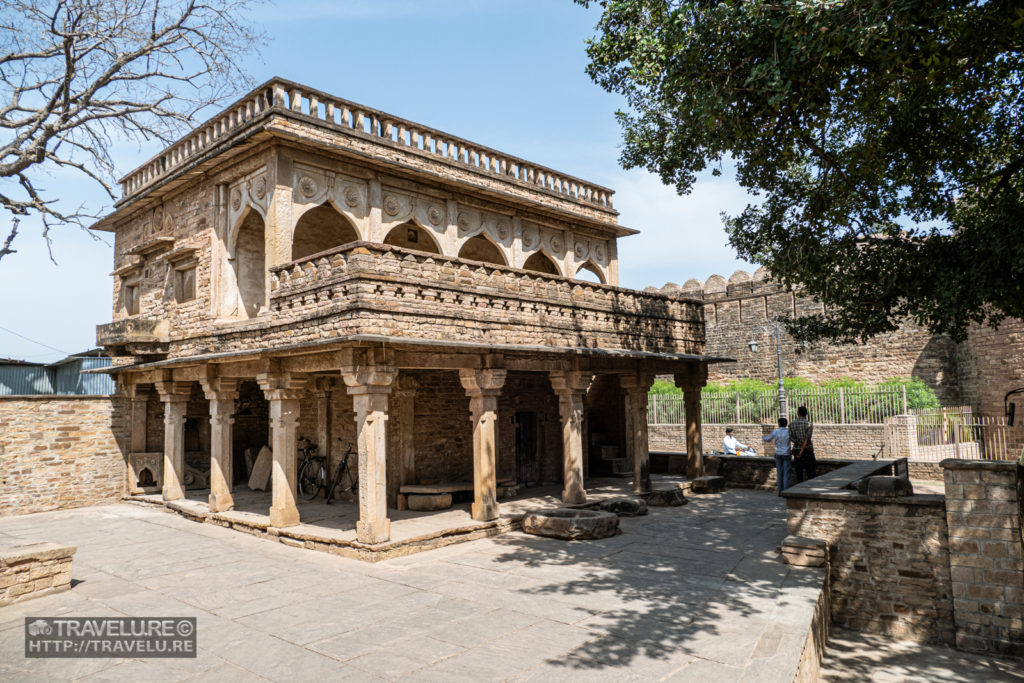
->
(650, 378, 683, 395)
(820, 377, 866, 391)
(578, 0, 1024, 343)
(879, 377, 941, 410)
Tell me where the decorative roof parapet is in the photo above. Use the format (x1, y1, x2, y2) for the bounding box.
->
(117, 78, 617, 216)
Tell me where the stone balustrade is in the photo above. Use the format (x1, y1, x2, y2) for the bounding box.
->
(119, 78, 615, 213)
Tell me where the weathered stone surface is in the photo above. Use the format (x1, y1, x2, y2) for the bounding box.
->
(643, 487, 689, 507)
(781, 535, 828, 568)
(692, 475, 725, 494)
(856, 475, 913, 499)
(521, 508, 620, 540)
(597, 497, 648, 517)
(0, 541, 75, 606)
(248, 446, 273, 491)
(406, 493, 453, 511)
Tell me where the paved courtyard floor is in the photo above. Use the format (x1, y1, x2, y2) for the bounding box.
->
(1, 489, 823, 681)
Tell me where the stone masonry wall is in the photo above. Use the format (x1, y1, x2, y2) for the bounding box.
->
(654, 272, 961, 404)
(649, 423, 886, 460)
(0, 542, 76, 606)
(0, 397, 129, 516)
(958, 319, 1024, 457)
(941, 460, 1024, 656)
(786, 495, 954, 644)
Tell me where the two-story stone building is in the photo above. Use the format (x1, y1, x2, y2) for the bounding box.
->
(94, 78, 721, 549)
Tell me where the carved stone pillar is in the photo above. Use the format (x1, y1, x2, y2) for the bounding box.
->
(123, 380, 149, 454)
(341, 362, 397, 544)
(621, 373, 655, 493)
(550, 370, 593, 504)
(459, 369, 507, 522)
(312, 377, 333, 465)
(155, 378, 191, 502)
(394, 376, 418, 488)
(675, 364, 709, 480)
(201, 375, 238, 513)
(258, 372, 308, 527)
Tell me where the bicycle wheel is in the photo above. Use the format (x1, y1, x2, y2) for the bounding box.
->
(298, 459, 322, 500)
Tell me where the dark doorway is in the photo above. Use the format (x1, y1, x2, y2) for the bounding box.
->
(515, 411, 540, 486)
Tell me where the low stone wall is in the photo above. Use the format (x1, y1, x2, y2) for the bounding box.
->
(0, 396, 128, 516)
(784, 459, 1024, 656)
(942, 460, 1024, 656)
(702, 454, 858, 491)
(649, 423, 886, 460)
(0, 541, 76, 606)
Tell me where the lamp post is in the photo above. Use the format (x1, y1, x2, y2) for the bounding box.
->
(748, 317, 788, 420)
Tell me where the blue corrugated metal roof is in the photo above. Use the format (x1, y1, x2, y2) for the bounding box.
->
(0, 354, 114, 395)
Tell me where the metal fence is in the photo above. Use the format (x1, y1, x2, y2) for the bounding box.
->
(883, 408, 1013, 461)
(648, 386, 908, 425)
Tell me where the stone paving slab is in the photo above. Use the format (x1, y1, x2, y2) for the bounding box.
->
(0, 489, 825, 681)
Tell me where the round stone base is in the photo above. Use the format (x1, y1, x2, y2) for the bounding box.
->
(521, 508, 620, 540)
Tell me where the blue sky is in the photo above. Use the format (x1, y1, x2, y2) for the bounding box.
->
(0, 0, 755, 362)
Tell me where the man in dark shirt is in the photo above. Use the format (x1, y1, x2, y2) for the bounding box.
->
(790, 406, 816, 483)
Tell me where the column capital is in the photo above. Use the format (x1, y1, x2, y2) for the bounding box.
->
(199, 370, 239, 402)
(257, 371, 308, 401)
(311, 376, 336, 395)
(393, 374, 419, 396)
(619, 372, 655, 393)
(341, 364, 397, 395)
(118, 375, 149, 400)
(459, 368, 507, 397)
(549, 370, 593, 396)
(155, 375, 191, 402)
(673, 363, 708, 391)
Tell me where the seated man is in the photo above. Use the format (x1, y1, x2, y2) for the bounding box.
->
(722, 428, 751, 455)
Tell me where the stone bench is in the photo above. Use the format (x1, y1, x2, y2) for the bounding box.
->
(397, 480, 517, 510)
(1, 541, 76, 607)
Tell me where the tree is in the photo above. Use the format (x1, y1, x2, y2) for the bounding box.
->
(577, 0, 1024, 343)
(0, 0, 265, 263)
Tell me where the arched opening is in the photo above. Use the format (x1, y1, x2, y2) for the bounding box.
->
(574, 261, 605, 284)
(234, 210, 266, 319)
(458, 234, 507, 266)
(383, 221, 441, 254)
(291, 203, 359, 261)
(137, 467, 156, 488)
(522, 251, 560, 276)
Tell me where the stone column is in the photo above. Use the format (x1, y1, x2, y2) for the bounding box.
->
(155, 379, 191, 502)
(200, 375, 238, 513)
(341, 363, 397, 544)
(394, 376, 418, 488)
(621, 373, 655, 493)
(550, 370, 593, 504)
(125, 382, 149, 453)
(257, 372, 308, 527)
(459, 369, 507, 521)
(312, 378, 332, 462)
(675, 364, 708, 480)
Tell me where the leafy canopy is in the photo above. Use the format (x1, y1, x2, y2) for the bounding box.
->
(577, 0, 1024, 342)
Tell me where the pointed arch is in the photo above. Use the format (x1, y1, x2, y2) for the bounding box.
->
(574, 261, 605, 284)
(523, 250, 561, 276)
(383, 220, 441, 254)
(458, 233, 507, 266)
(291, 202, 359, 261)
(234, 210, 266, 319)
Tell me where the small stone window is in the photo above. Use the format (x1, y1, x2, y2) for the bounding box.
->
(124, 282, 140, 316)
(174, 265, 196, 303)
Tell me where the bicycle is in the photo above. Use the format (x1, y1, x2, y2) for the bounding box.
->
(297, 437, 325, 500)
(324, 441, 357, 504)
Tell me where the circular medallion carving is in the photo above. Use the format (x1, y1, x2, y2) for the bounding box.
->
(298, 176, 317, 198)
(230, 189, 241, 211)
(253, 175, 267, 199)
(457, 213, 472, 234)
(496, 221, 510, 240)
(522, 230, 536, 248)
(343, 186, 360, 208)
(427, 206, 443, 226)
(383, 195, 401, 216)
(550, 235, 564, 254)
(595, 244, 607, 262)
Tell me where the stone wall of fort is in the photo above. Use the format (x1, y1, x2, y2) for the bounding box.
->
(0, 397, 129, 515)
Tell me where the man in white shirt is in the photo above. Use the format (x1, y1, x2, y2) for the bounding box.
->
(763, 417, 792, 493)
(722, 428, 750, 455)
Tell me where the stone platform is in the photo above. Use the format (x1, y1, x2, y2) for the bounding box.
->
(130, 476, 693, 562)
